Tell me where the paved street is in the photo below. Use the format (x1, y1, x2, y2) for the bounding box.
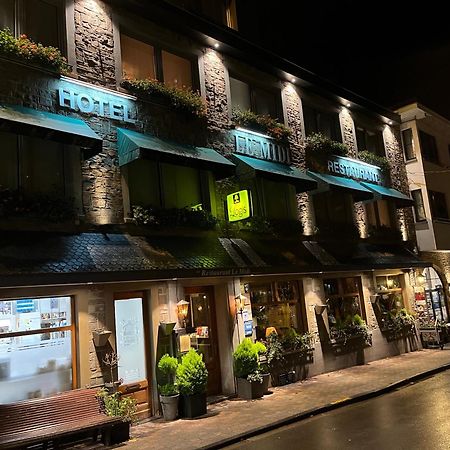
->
(227, 370, 450, 450)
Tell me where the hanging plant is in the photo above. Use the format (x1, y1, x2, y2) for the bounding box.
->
(304, 132, 349, 159)
(0, 28, 70, 74)
(231, 108, 292, 141)
(121, 78, 206, 118)
(357, 150, 390, 176)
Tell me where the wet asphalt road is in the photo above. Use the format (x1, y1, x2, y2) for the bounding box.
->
(226, 371, 450, 450)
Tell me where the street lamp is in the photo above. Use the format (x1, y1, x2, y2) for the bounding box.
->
(177, 299, 189, 328)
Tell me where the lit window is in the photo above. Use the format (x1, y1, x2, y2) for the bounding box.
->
(121, 35, 156, 80)
(161, 50, 192, 89)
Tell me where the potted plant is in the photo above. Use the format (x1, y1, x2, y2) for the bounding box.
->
(176, 349, 208, 418)
(254, 341, 270, 394)
(96, 388, 137, 445)
(157, 354, 179, 421)
(233, 338, 265, 400)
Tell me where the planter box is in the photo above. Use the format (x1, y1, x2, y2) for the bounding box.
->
(236, 378, 264, 400)
(102, 421, 130, 445)
(179, 393, 207, 418)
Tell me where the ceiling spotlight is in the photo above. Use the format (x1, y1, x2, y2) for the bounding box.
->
(291, 78, 296, 83)
(346, 102, 351, 108)
(214, 42, 220, 49)
(388, 120, 393, 125)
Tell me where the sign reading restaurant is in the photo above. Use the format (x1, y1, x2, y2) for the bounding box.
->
(232, 128, 291, 164)
(325, 154, 383, 184)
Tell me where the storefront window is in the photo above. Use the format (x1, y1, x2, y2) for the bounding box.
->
(374, 275, 404, 326)
(249, 281, 303, 340)
(0, 296, 73, 403)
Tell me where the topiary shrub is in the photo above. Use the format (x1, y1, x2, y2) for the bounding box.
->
(233, 338, 259, 379)
(176, 349, 208, 395)
(157, 354, 179, 396)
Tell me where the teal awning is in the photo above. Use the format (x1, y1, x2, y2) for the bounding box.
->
(360, 182, 414, 208)
(231, 154, 317, 193)
(307, 171, 374, 201)
(0, 104, 102, 153)
(117, 128, 235, 178)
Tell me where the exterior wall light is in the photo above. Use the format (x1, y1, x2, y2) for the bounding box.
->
(346, 102, 351, 108)
(214, 42, 220, 49)
(177, 299, 189, 327)
(235, 294, 246, 314)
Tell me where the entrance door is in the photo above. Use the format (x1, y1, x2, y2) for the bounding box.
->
(184, 286, 222, 395)
(114, 292, 150, 418)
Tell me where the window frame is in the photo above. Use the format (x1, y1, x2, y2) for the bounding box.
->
(401, 128, 415, 161)
(419, 130, 440, 165)
(365, 200, 396, 229)
(411, 189, 427, 222)
(355, 124, 385, 157)
(428, 189, 449, 221)
(302, 103, 342, 142)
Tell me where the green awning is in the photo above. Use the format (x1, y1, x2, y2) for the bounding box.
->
(117, 127, 235, 178)
(0, 104, 102, 153)
(231, 154, 317, 193)
(307, 171, 374, 201)
(360, 182, 414, 208)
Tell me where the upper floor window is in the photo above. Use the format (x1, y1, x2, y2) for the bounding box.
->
(356, 126, 385, 157)
(229, 76, 280, 119)
(411, 189, 426, 222)
(0, 0, 63, 49)
(402, 128, 415, 160)
(366, 200, 395, 229)
(121, 33, 194, 89)
(303, 105, 341, 141)
(313, 191, 354, 229)
(419, 130, 439, 165)
(428, 190, 449, 221)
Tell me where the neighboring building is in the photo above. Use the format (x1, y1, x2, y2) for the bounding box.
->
(0, 0, 430, 416)
(397, 102, 450, 325)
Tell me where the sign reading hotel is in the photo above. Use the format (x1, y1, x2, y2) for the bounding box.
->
(325, 154, 384, 185)
(232, 128, 291, 164)
(227, 190, 252, 222)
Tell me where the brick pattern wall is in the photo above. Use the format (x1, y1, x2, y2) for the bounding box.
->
(74, 0, 116, 89)
(339, 108, 357, 158)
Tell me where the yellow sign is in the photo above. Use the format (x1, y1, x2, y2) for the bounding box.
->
(227, 190, 251, 222)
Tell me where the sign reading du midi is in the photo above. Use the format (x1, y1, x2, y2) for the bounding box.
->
(232, 128, 291, 164)
(325, 155, 383, 185)
(58, 87, 136, 123)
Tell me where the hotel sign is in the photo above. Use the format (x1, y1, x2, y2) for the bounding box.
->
(232, 128, 291, 164)
(227, 190, 252, 222)
(324, 155, 384, 185)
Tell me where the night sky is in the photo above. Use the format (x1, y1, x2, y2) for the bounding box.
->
(237, 1, 450, 119)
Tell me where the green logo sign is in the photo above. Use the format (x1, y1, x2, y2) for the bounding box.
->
(227, 190, 251, 222)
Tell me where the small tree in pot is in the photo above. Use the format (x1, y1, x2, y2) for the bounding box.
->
(233, 338, 266, 400)
(157, 354, 179, 421)
(176, 349, 208, 418)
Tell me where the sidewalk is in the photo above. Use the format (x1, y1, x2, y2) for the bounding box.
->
(122, 349, 450, 450)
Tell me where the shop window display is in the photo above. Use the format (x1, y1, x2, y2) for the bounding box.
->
(0, 296, 73, 403)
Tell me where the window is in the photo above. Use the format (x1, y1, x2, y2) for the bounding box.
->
(356, 126, 385, 157)
(324, 277, 365, 327)
(366, 200, 394, 229)
(262, 179, 297, 220)
(120, 33, 193, 89)
(0, 131, 81, 200)
(313, 191, 354, 230)
(402, 128, 415, 160)
(0, 296, 73, 403)
(428, 190, 449, 220)
(248, 281, 305, 341)
(374, 275, 405, 329)
(411, 189, 427, 221)
(419, 130, 439, 164)
(127, 160, 204, 210)
(229, 76, 280, 119)
(303, 105, 341, 141)
(0, 0, 63, 48)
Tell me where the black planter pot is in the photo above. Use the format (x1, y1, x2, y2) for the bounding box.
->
(102, 421, 130, 445)
(236, 378, 264, 400)
(179, 392, 207, 418)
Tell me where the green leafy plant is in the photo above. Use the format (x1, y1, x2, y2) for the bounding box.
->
(158, 354, 179, 396)
(304, 132, 349, 159)
(233, 338, 259, 379)
(232, 108, 292, 141)
(0, 28, 70, 74)
(132, 205, 218, 230)
(96, 388, 137, 423)
(330, 314, 372, 346)
(280, 328, 315, 353)
(176, 349, 208, 395)
(264, 332, 285, 369)
(357, 150, 390, 177)
(386, 308, 416, 336)
(121, 78, 206, 117)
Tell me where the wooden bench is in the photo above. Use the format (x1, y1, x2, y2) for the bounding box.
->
(0, 388, 124, 449)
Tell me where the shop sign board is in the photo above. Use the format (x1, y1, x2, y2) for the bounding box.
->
(227, 189, 251, 222)
(244, 320, 253, 337)
(232, 128, 291, 164)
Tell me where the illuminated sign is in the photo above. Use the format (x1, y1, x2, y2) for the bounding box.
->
(232, 128, 291, 164)
(326, 155, 383, 184)
(57, 87, 136, 123)
(227, 190, 251, 222)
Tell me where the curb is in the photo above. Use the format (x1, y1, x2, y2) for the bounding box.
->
(201, 361, 450, 449)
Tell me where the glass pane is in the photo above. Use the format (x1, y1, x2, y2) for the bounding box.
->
(366, 202, 377, 226)
(377, 200, 392, 227)
(230, 77, 251, 112)
(249, 284, 272, 305)
(0, 131, 18, 189)
(0, 297, 71, 334)
(161, 163, 201, 209)
(254, 87, 277, 118)
(342, 277, 359, 294)
(302, 105, 318, 136)
(121, 34, 156, 80)
(128, 159, 161, 207)
(162, 50, 192, 89)
(21, 136, 64, 194)
(0, 331, 72, 403)
(114, 298, 146, 384)
(0, 0, 15, 33)
(25, 0, 60, 48)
